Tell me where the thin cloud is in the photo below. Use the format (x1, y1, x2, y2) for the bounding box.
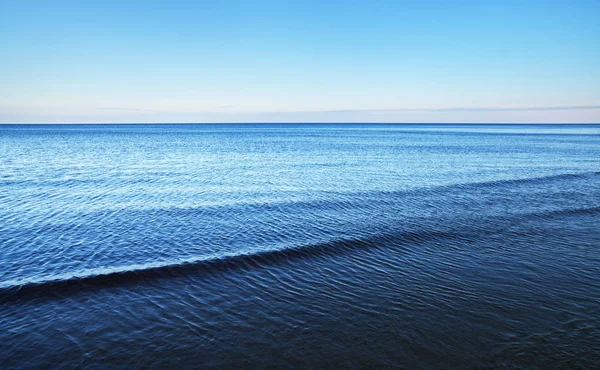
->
(92, 105, 600, 116)
(433, 105, 600, 112)
(311, 105, 600, 114)
(97, 107, 157, 112)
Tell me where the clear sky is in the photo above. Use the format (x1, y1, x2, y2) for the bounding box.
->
(1, 0, 599, 123)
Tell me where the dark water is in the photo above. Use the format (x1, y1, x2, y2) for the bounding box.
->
(1, 124, 599, 369)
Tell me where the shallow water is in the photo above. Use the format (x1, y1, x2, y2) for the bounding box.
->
(1, 124, 599, 369)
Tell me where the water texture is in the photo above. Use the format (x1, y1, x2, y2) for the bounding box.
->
(1, 124, 599, 369)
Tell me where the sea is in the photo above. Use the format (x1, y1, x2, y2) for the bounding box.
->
(1, 123, 599, 369)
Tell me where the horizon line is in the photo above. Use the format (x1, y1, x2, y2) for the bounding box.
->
(2, 122, 600, 125)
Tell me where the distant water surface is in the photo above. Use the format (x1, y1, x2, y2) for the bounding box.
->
(1, 124, 599, 369)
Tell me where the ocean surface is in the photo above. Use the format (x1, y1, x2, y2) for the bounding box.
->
(1, 123, 599, 369)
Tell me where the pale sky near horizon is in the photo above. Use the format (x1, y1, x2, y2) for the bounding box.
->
(1, 0, 599, 123)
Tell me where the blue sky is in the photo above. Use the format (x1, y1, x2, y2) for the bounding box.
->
(1, 0, 599, 123)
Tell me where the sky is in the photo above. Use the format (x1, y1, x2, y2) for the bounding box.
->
(1, 0, 599, 123)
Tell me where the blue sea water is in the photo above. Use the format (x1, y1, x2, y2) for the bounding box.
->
(1, 123, 599, 369)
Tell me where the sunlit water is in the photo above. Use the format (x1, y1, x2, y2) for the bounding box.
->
(1, 124, 599, 369)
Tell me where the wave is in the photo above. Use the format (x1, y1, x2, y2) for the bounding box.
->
(0, 229, 459, 301)
(223, 171, 600, 211)
(462, 171, 599, 188)
(211, 171, 600, 215)
(87, 171, 600, 216)
(1, 171, 598, 301)
(390, 171, 600, 197)
(536, 206, 600, 218)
